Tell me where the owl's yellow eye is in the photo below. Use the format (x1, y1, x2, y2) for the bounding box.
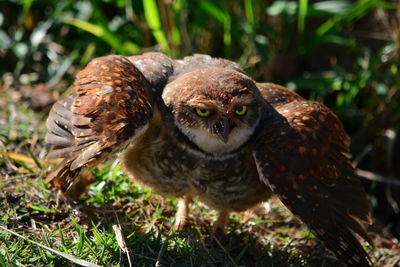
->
(235, 105, 248, 116)
(196, 108, 211, 117)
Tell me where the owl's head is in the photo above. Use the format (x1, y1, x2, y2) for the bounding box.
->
(162, 68, 263, 156)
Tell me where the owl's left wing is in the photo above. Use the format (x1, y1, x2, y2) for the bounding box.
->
(252, 83, 372, 266)
(45, 55, 155, 194)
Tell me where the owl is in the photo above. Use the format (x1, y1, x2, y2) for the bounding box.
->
(45, 52, 372, 266)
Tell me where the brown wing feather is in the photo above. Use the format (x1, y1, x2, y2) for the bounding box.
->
(45, 55, 154, 193)
(128, 52, 174, 93)
(253, 83, 372, 266)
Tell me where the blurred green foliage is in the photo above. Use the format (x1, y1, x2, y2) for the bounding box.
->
(1, 0, 400, 236)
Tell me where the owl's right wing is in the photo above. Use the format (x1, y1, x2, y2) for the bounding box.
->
(252, 83, 372, 266)
(45, 55, 158, 193)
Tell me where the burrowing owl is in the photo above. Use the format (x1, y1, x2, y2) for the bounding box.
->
(45, 53, 372, 266)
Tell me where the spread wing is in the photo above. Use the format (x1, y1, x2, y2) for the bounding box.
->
(128, 52, 174, 94)
(253, 83, 372, 266)
(45, 55, 155, 193)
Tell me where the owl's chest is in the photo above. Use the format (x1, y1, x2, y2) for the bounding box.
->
(121, 127, 196, 196)
(121, 127, 271, 211)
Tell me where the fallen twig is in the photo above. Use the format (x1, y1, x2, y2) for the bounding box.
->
(356, 169, 400, 186)
(112, 215, 133, 267)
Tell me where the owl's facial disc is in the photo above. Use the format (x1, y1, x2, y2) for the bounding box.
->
(175, 96, 261, 156)
(162, 67, 262, 156)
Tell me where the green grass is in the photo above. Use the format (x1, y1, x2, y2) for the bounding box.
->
(0, 91, 398, 267)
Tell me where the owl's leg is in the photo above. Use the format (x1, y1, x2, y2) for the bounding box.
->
(173, 195, 192, 230)
(212, 211, 230, 234)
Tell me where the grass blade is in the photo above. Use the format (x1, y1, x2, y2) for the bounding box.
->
(26, 146, 44, 170)
(28, 205, 57, 214)
(62, 18, 139, 54)
(143, 0, 169, 52)
(199, 1, 231, 56)
(0, 226, 101, 267)
(0, 252, 6, 267)
(298, 0, 308, 34)
(299, 0, 380, 55)
(63, 18, 103, 37)
(199, 1, 225, 23)
(0, 151, 48, 166)
(244, 0, 255, 26)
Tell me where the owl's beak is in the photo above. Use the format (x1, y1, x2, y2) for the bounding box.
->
(213, 116, 231, 143)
